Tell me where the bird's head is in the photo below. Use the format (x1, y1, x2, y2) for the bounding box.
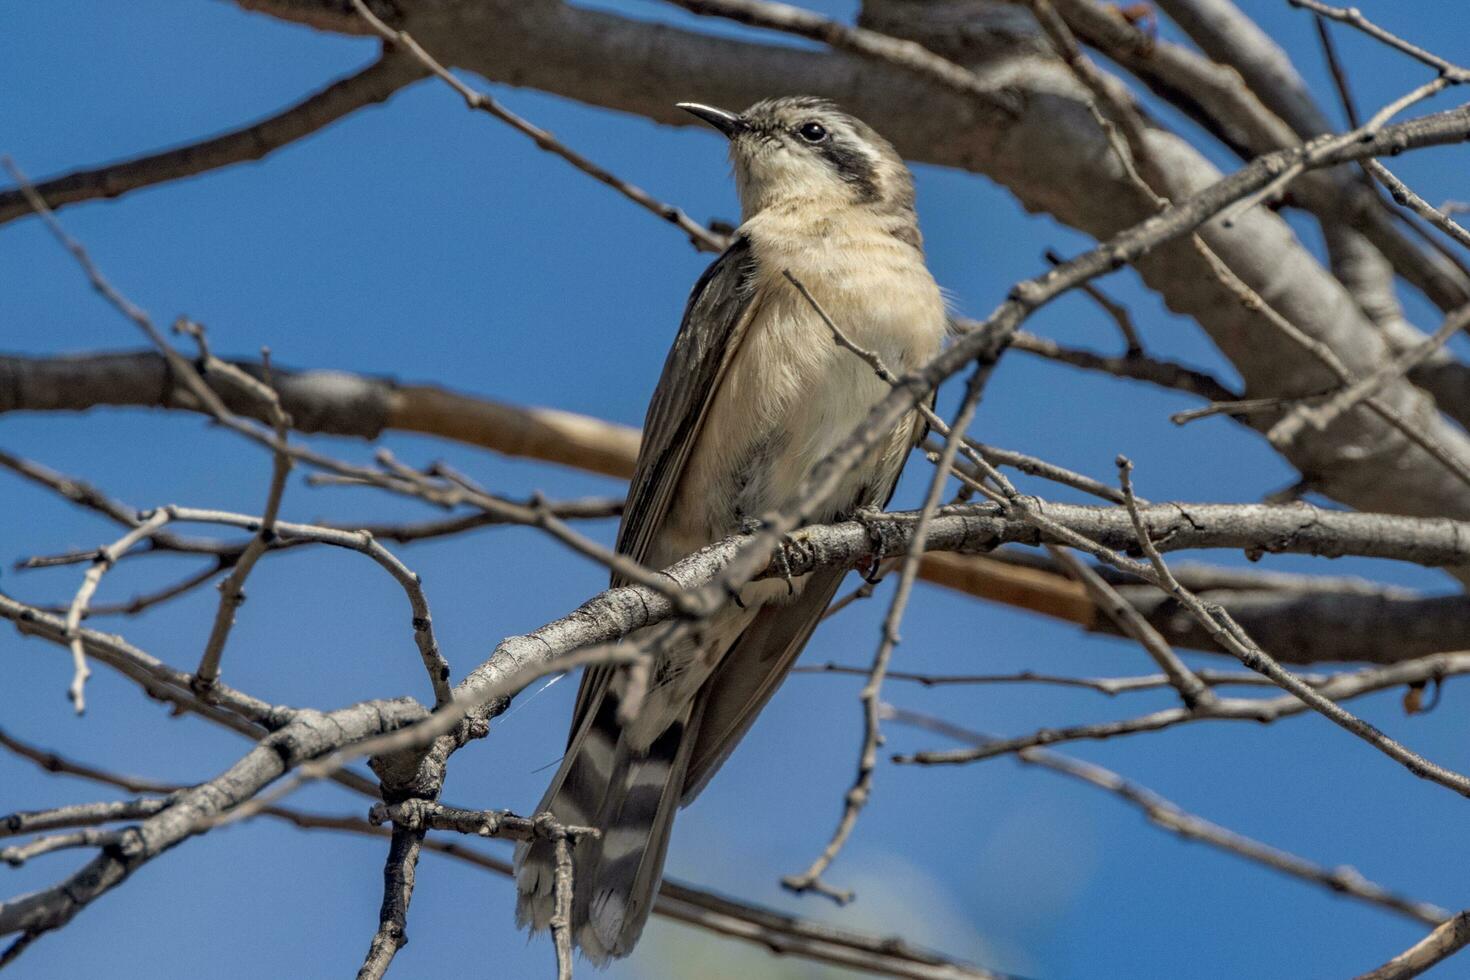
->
(678, 96, 915, 221)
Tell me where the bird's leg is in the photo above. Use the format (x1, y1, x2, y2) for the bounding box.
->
(740, 513, 809, 597)
(773, 533, 797, 597)
(853, 506, 899, 584)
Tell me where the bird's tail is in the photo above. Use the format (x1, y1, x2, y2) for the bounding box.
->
(514, 692, 702, 965)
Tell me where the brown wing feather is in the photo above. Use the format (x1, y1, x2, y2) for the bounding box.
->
(569, 238, 760, 741)
(681, 403, 927, 798)
(681, 566, 847, 801)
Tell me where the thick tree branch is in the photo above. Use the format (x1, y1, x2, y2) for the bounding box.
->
(1060, 0, 1470, 324)
(0, 698, 428, 952)
(1354, 911, 1470, 980)
(0, 351, 642, 479)
(0, 54, 426, 226)
(0, 728, 1000, 979)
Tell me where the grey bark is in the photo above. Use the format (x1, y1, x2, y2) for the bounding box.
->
(0, 698, 428, 940)
(0, 350, 398, 439)
(0, 56, 427, 225)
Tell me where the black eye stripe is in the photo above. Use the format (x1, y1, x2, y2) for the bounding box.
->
(816, 141, 879, 202)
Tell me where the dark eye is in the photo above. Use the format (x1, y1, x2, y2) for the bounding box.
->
(797, 121, 828, 143)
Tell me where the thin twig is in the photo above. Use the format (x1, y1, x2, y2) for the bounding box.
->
(1366, 159, 1470, 251)
(2, 829, 125, 867)
(1, 797, 172, 839)
(0, 56, 426, 227)
(1218, 76, 1455, 227)
(349, 0, 725, 253)
(795, 662, 1322, 693)
(1353, 911, 1470, 980)
(885, 706, 1450, 927)
(783, 359, 991, 904)
(1288, 1, 1470, 83)
(1271, 306, 1470, 443)
(1046, 542, 1212, 708)
(663, 0, 1019, 114)
(895, 652, 1470, 769)
(1313, 13, 1361, 129)
(61, 509, 172, 713)
(1008, 330, 1240, 403)
(1043, 248, 1142, 353)
(189, 327, 295, 694)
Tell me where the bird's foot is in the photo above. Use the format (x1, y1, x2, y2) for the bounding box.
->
(854, 506, 903, 582)
(773, 528, 817, 597)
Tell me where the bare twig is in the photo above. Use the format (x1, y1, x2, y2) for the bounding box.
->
(1007, 326, 1241, 402)
(1218, 77, 1456, 228)
(1271, 306, 1470, 443)
(1288, 1, 1470, 83)
(1043, 248, 1142, 353)
(1, 798, 171, 839)
(1046, 543, 1211, 708)
(348, 0, 726, 253)
(796, 663, 1320, 693)
(356, 825, 423, 980)
(1314, 13, 1361, 128)
(549, 819, 576, 980)
(894, 652, 1470, 765)
(783, 360, 991, 904)
(368, 801, 597, 845)
(188, 328, 295, 695)
(0, 728, 177, 795)
(2, 829, 126, 868)
(0, 55, 426, 227)
(61, 509, 172, 712)
(1366, 160, 1470, 251)
(885, 707, 1450, 927)
(663, 0, 1019, 114)
(1353, 911, 1470, 980)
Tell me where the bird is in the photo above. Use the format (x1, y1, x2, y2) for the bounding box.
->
(515, 95, 948, 964)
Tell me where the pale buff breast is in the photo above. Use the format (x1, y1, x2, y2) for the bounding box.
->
(658, 207, 948, 572)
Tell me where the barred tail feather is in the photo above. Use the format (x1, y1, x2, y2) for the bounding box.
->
(514, 694, 702, 965)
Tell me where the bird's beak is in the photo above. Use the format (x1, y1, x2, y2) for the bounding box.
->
(677, 102, 748, 139)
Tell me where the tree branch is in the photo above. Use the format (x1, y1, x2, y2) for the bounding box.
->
(0, 726, 999, 978)
(0, 54, 426, 226)
(886, 706, 1450, 927)
(0, 698, 428, 955)
(1353, 911, 1470, 980)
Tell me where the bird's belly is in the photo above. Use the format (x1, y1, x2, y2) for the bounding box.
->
(659, 276, 941, 573)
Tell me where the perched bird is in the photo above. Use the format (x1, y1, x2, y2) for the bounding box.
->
(515, 96, 948, 963)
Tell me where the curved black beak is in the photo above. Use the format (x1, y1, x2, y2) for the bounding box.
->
(677, 102, 747, 139)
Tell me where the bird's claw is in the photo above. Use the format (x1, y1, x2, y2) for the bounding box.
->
(854, 506, 903, 581)
(774, 528, 813, 596)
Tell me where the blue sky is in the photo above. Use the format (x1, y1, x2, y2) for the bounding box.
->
(4, 2, 1470, 977)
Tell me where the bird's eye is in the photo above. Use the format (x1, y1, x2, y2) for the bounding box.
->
(797, 121, 828, 143)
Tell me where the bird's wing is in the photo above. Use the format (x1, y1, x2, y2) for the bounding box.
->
(569, 237, 760, 741)
(682, 408, 925, 800)
(680, 564, 847, 801)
